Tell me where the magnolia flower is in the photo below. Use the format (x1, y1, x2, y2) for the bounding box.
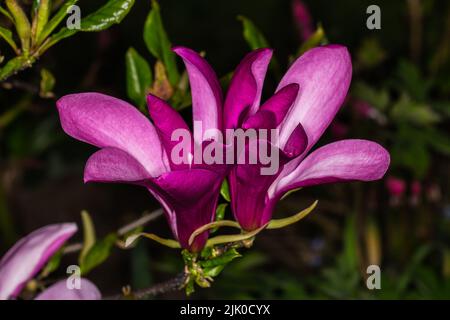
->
(0, 223, 101, 300)
(56, 47, 225, 252)
(224, 45, 390, 230)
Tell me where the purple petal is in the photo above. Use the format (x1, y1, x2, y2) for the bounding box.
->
(258, 83, 299, 126)
(173, 47, 223, 143)
(271, 139, 390, 198)
(84, 147, 151, 184)
(283, 122, 308, 158)
(224, 48, 272, 129)
(242, 110, 276, 130)
(0, 224, 77, 300)
(147, 94, 192, 170)
(242, 84, 299, 130)
(230, 139, 283, 230)
(149, 168, 224, 251)
(277, 45, 352, 152)
(35, 279, 101, 300)
(56, 92, 169, 177)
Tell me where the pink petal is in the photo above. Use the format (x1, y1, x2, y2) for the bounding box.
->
(224, 48, 272, 129)
(147, 94, 192, 170)
(271, 139, 390, 198)
(56, 92, 169, 177)
(35, 279, 101, 300)
(84, 147, 151, 184)
(277, 45, 352, 152)
(0, 224, 77, 300)
(242, 83, 300, 130)
(173, 47, 223, 143)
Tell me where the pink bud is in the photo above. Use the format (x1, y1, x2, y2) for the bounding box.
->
(386, 176, 406, 197)
(292, 0, 314, 41)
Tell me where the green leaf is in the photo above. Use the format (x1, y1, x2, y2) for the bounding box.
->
(80, 233, 117, 275)
(37, 0, 78, 45)
(343, 214, 358, 270)
(32, 0, 51, 44)
(0, 6, 14, 22)
(40, 249, 63, 278)
(220, 179, 230, 202)
(298, 23, 327, 55)
(390, 94, 440, 126)
(143, 0, 179, 85)
(200, 248, 241, 269)
(5, 0, 31, 53)
(203, 265, 225, 278)
(213, 203, 228, 233)
(0, 25, 18, 52)
(0, 55, 33, 81)
(238, 15, 269, 49)
(79, 210, 96, 265)
(39, 68, 55, 98)
(42, 0, 135, 51)
(125, 47, 152, 110)
(352, 81, 390, 111)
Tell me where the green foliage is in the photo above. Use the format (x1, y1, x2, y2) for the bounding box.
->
(0, 25, 18, 52)
(125, 47, 152, 110)
(143, 0, 179, 85)
(40, 249, 63, 278)
(238, 15, 269, 50)
(298, 24, 327, 56)
(79, 210, 96, 265)
(80, 233, 117, 275)
(47, 0, 135, 48)
(39, 67, 55, 98)
(220, 180, 231, 202)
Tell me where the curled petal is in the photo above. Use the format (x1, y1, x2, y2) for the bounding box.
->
(57, 92, 169, 177)
(242, 84, 299, 130)
(0, 224, 77, 300)
(224, 48, 272, 129)
(84, 147, 151, 184)
(271, 139, 390, 198)
(173, 47, 223, 143)
(277, 45, 352, 152)
(35, 279, 101, 300)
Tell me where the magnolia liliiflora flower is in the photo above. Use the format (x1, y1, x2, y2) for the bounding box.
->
(56, 47, 226, 252)
(224, 45, 390, 230)
(56, 44, 389, 250)
(0, 223, 101, 300)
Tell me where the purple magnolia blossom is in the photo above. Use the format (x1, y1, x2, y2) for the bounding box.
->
(0, 223, 100, 300)
(224, 45, 390, 230)
(35, 279, 101, 300)
(56, 47, 225, 252)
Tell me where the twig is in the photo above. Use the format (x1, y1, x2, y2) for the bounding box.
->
(117, 209, 163, 236)
(105, 272, 187, 300)
(62, 208, 164, 254)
